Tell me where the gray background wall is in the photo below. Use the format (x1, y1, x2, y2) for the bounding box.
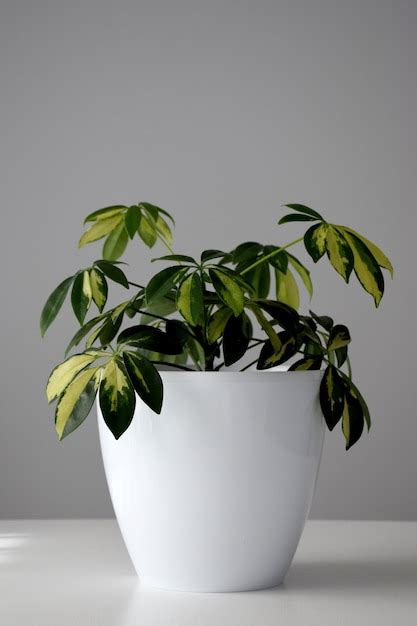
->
(0, 0, 416, 520)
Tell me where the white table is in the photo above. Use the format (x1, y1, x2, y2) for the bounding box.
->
(0, 520, 416, 625)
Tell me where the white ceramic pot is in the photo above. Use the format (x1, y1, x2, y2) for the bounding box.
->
(98, 370, 324, 592)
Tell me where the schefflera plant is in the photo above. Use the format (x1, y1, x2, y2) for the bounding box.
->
(41, 202, 393, 449)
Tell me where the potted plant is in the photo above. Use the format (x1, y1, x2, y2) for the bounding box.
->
(41, 201, 393, 592)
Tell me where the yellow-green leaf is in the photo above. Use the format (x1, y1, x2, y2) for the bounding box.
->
(287, 254, 313, 299)
(78, 215, 123, 248)
(325, 226, 354, 282)
(99, 358, 136, 439)
(138, 215, 157, 248)
(342, 231, 385, 306)
(208, 307, 232, 344)
(155, 215, 173, 244)
(177, 272, 203, 325)
(102, 221, 129, 261)
(275, 268, 300, 310)
(55, 367, 100, 440)
(338, 226, 393, 278)
(47, 352, 99, 403)
(89, 269, 108, 312)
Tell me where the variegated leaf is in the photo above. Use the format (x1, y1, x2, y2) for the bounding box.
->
(89, 268, 108, 312)
(342, 231, 384, 306)
(138, 214, 157, 247)
(71, 270, 93, 324)
(99, 358, 136, 439)
(84, 205, 126, 224)
(177, 272, 204, 325)
(287, 254, 313, 299)
(55, 367, 100, 440)
(289, 357, 322, 371)
(209, 269, 244, 316)
(328, 324, 351, 350)
(257, 331, 298, 369)
(155, 215, 173, 244)
(47, 352, 99, 403)
(325, 226, 354, 282)
(103, 221, 129, 261)
(319, 364, 344, 430)
(338, 226, 393, 278)
(341, 386, 364, 450)
(304, 223, 328, 262)
(123, 352, 163, 414)
(79, 215, 123, 248)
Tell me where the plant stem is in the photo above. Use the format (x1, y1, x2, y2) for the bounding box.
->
(241, 236, 304, 275)
(240, 358, 259, 372)
(128, 281, 145, 289)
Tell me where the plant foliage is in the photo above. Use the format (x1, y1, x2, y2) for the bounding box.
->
(41, 201, 393, 449)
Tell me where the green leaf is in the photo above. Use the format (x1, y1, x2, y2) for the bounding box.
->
(339, 373, 371, 432)
(287, 254, 313, 299)
(304, 223, 328, 263)
(335, 345, 348, 367)
(40, 275, 74, 337)
(47, 352, 99, 403)
(177, 272, 204, 325)
(165, 319, 190, 348)
(138, 214, 157, 247)
(118, 325, 182, 354)
(341, 386, 364, 450)
(289, 357, 322, 371)
(223, 312, 252, 366)
(146, 266, 187, 303)
(139, 202, 175, 225)
(98, 314, 123, 346)
(282, 204, 324, 220)
(328, 324, 351, 350)
(84, 205, 126, 224)
(249, 304, 282, 353)
(263, 246, 288, 272)
(309, 310, 334, 331)
(64, 314, 108, 356)
(342, 231, 385, 306)
(125, 205, 142, 238)
(79, 215, 123, 248)
(325, 226, 354, 282)
(139, 298, 177, 323)
(244, 262, 271, 298)
(102, 221, 129, 261)
(232, 242, 263, 264)
(201, 249, 226, 263)
(155, 215, 173, 244)
(152, 254, 196, 264)
(278, 214, 317, 225)
(338, 226, 393, 278)
(123, 352, 163, 414)
(275, 267, 300, 310)
(71, 271, 92, 325)
(89, 269, 108, 312)
(55, 367, 100, 440)
(94, 260, 129, 289)
(319, 364, 345, 430)
(207, 307, 233, 344)
(99, 358, 136, 439)
(209, 269, 244, 316)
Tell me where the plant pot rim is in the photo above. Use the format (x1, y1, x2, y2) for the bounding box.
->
(156, 368, 323, 378)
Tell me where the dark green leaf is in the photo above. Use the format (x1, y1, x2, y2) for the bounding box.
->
(282, 204, 324, 220)
(165, 319, 190, 348)
(123, 352, 163, 414)
(146, 266, 186, 303)
(254, 299, 299, 332)
(118, 325, 183, 354)
(278, 214, 318, 225)
(223, 312, 252, 366)
(201, 249, 226, 263)
(257, 331, 299, 369)
(152, 254, 197, 264)
(139, 202, 175, 225)
(40, 275, 74, 337)
(335, 345, 348, 367)
(309, 310, 334, 331)
(341, 385, 364, 450)
(342, 231, 385, 306)
(232, 241, 263, 264)
(339, 373, 371, 432)
(99, 314, 123, 346)
(125, 205, 142, 238)
(94, 260, 129, 288)
(319, 364, 344, 430)
(65, 313, 108, 356)
(244, 262, 271, 299)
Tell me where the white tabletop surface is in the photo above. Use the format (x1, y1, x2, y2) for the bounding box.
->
(0, 519, 416, 625)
